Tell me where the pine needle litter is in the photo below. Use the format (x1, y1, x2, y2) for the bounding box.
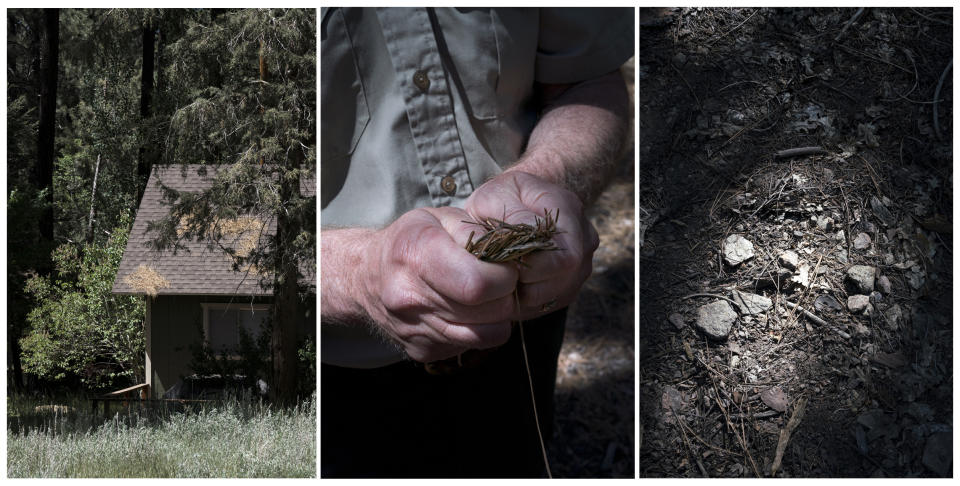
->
(464, 208, 561, 264)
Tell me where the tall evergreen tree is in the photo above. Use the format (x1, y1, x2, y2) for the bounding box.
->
(151, 8, 316, 403)
(36, 8, 59, 256)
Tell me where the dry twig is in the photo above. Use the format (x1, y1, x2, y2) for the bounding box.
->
(773, 146, 825, 159)
(933, 59, 952, 140)
(834, 7, 865, 42)
(782, 299, 851, 339)
(770, 396, 808, 476)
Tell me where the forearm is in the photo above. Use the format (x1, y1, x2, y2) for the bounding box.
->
(320, 227, 377, 326)
(506, 70, 630, 205)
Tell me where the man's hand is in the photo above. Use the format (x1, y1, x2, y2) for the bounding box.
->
(465, 170, 599, 320)
(322, 207, 519, 363)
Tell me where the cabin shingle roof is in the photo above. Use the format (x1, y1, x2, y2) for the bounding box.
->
(112, 164, 315, 296)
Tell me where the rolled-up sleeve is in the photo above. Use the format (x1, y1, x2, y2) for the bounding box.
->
(535, 7, 634, 84)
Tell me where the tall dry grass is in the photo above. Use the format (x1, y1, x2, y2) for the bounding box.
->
(7, 392, 315, 478)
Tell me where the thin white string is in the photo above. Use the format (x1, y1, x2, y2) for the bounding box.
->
(516, 288, 552, 478)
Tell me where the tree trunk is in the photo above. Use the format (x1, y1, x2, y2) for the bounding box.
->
(8, 332, 25, 391)
(37, 8, 59, 253)
(267, 37, 300, 404)
(271, 165, 301, 405)
(86, 154, 101, 244)
(137, 20, 155, 204)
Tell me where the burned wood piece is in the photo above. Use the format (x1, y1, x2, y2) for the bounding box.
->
(783, 299, 852, 339)
(773, 146, 826, 159)
(464, 208, 561, 264)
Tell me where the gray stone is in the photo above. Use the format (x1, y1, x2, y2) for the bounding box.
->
(877, 275, 892, 294)
(814, 294, 843, 313)
(816, 215, 834, 231)
(848, 294, 871, 314)
(729, 291, 772, 315)
(722, 234, 754, 266)
(779, 250, 800, 270)
(886, 304, 903, 329)
(846, 265, 877, 293)
(854, 232, 872, 250)
(694, 300, 738, 340)
(668, 313, 686, 330)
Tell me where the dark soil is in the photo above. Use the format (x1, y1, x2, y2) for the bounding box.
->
(635, 7, 952, 478)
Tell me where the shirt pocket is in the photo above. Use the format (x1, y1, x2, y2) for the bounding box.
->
(437, 8, 537, 121)
(321, 8, 370, 162)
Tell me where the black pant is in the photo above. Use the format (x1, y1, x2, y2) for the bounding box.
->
(320, 309, 566, 478)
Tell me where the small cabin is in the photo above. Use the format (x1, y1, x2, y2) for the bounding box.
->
(112, 164, 314, 398)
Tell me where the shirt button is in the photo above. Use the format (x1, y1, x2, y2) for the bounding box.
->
(440, 176, 457, 195)
(413, 70, 430, 92)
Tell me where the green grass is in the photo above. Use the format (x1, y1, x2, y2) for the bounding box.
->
(7, 392, 316, 478)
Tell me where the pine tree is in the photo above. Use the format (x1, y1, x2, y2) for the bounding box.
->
(151, 8, 316, 403)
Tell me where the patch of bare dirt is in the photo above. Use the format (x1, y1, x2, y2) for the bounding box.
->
(636, 7, 952, 478)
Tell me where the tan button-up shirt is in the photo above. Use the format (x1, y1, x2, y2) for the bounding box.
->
(321, 7, 633, 367)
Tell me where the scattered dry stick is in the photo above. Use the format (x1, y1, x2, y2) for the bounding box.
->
(681, 293, 743, 311)
(933, 59, 952, 140)
(782, 300, 851, 339)
(834, 7, 865, 42)
(770, 396, 808, 476)
(773, 146, 826, 159)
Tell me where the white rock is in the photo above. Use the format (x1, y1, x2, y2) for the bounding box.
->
(846, 265, 876, 293)
(722, 234, 755, 266)
(779, 250, 800, 270)
(730, 290, 772, 315)
(791, 263, 811, 288)
(854, 232, 872, 250)
(848, 294, 871, 313)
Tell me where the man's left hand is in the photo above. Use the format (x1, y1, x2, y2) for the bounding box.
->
(464, 170, 599, 321)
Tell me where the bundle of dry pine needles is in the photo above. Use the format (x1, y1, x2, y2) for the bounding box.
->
(464, 208, 560, 264)
(463, 207, 561, 478)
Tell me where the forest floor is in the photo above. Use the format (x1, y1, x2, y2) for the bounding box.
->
(634, 7, 952, 477)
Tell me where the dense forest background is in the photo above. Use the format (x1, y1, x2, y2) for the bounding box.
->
(6, 8, 316, 398)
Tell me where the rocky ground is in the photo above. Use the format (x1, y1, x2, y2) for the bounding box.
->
(635, 8, 952, 478)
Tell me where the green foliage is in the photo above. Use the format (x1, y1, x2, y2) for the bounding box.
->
(188, 317, 272, 390)
(7, 8, 316, 400)
(296, 334, 316, 398)
(20, 213, 145, 389)
(154, 8, 316, 286)
(188, 318, 316, 400)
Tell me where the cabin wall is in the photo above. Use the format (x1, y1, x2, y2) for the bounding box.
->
(148, 295, 273, 398)
(146, 294, 317, 398)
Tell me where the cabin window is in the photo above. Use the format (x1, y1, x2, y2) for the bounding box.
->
(201, 303, 270, 355)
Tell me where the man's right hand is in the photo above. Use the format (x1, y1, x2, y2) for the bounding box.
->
(338, 207, 519, 362)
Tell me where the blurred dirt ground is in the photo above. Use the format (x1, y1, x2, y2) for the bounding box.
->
(548, 57, 636, 478)
(635, 7, 952, 478)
